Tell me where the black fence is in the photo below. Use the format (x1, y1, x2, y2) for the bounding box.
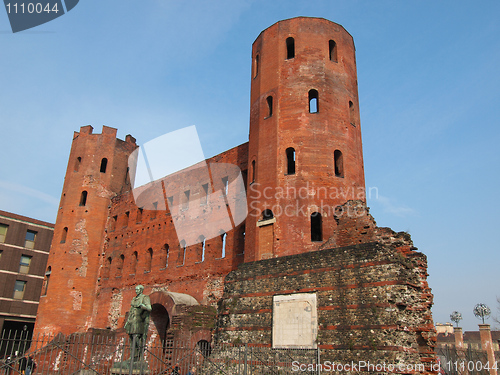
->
(3, 330, 497, 375)
(0, 331, 319, 375)
(436, 346, 493, 375)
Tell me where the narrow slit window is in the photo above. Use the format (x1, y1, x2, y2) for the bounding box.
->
(180, 241, 186, 266)
(100, 158, 108, 173)
(201, 184, 209, 205)
(309, 89, 319, 113)
(286, 148, 296, 175)
(163, 244, 169, 268)
(334, 150, 344, 178)
(349, 100, 355, 125)
(182, 190, 190, 210)
(311, 212, 323, 242)
(111, 216, 117, 231)
(222, 177, 229, 196)
(117, 255, 125, 277)
(136, 208, 143, 223)
(124, 167, 130, 184)
(221, 232, 227, 258)
(152, 202, 158, 219)
(103, 258, 111, 279)
(286, 37, 295, 59)
(251, 160, 256, 183)
(43, 266, 51, 295)
(146, 248, 153, 272)
(329, 40, 338, 62)
(61, 227, 68, 243)
(79, 190, 88, 206)
(254, 54, 260, 78)
(124, 211, 130, 227)
(131, 251, 138, 274)
(201, 236, 206, 262)
(266, 96, 273, 118)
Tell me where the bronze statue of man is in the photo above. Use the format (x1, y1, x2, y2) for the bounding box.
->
(124, 285, 152, 362)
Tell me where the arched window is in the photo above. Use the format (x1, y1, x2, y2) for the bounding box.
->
(254, 54, 260, 78)
(42, 266, 51, 296)
(146, 248, 153, 272)
(74, 157, 81, 172)
(131, 251, 138, 274)
(79, 191, 88, 206)
(180, 240, 186, 266)
(197, 340, 212, 358)
(309, 89, 319, 113)
(197, 236, 206, 263)
(100, 158, 108, 173)
(311, 212, 322, 242)
(221, 232, 227, 258)
(125, 167, 130, 184)
(251, 160, 256, 183)
(334, 150, 344, 178)
(262, 209, 274, 221)
(162, 244, 169, 268)
(266, 96, 273, 118)
(349, 100, 355, 125)
(286, 37, 295, 59)
(61, 227, 68, 243)
(329, 40, 338, 62)
(286, 147, 296, 175)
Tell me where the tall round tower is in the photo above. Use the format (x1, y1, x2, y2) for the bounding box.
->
(245, 17, 366, 261)
(34, 125, 137, 335)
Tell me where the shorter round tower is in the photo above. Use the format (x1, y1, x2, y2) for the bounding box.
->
(34, 125, 137, 335)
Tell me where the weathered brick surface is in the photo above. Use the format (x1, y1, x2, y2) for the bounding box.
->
(31, 17, 436, 374)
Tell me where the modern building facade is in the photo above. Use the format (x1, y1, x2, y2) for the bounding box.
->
(0, 210, 53, 336)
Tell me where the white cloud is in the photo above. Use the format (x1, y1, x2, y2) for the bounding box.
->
(374, 194, 415, 218)
(0, 180, 59, 206)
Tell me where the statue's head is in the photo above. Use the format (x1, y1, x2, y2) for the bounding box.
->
(135, 285, 144, 295)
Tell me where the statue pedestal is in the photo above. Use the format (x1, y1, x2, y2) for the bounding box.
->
(110, 369, 150, 375)
(110, 360, 149, 375)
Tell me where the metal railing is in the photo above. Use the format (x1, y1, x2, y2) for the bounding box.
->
(436, 346, 492, 375)
(0, 331, 319, 375)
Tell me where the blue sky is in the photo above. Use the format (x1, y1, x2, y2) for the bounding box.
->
(1, 1, 498, 331)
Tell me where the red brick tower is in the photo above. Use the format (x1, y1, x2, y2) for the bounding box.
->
(245, 17, 366, 261)
(34, 126, 137, 335)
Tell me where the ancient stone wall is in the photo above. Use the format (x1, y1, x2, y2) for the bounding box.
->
(216, 202, 436, 373)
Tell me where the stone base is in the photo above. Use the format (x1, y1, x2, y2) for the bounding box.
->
(110, 360, 149, 374)
(110, 370, 150, 375)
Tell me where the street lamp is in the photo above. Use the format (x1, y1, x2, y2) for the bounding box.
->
(473, 303, 491, 324)
(450, 311, 463, 327)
